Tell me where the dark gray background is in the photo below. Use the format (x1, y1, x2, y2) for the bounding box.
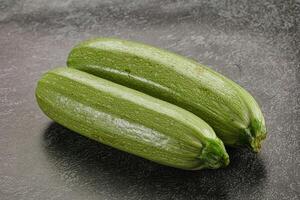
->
(0, 0, 299, 199)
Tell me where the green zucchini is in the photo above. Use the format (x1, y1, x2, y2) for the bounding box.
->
(36, 67, 229, 170)
(67, 38, 267, 152)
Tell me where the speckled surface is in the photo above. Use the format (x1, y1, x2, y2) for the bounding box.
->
(0, 1, 299, 200)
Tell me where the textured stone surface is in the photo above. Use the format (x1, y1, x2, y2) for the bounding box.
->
(0, 0, 299, 199)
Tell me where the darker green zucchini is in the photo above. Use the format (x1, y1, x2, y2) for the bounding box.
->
(36, 67, 229, 170)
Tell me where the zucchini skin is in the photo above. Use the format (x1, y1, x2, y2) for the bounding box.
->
(36, 67, 229, 170)
(67, 38, 267, 152)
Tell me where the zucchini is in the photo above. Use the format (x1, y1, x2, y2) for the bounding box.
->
(36, 67, 229, 170)
(67, 38, 267, 152)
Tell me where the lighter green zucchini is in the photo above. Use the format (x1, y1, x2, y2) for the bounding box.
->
(67, 38, 267, 152)
(36, 67, 229, 170)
